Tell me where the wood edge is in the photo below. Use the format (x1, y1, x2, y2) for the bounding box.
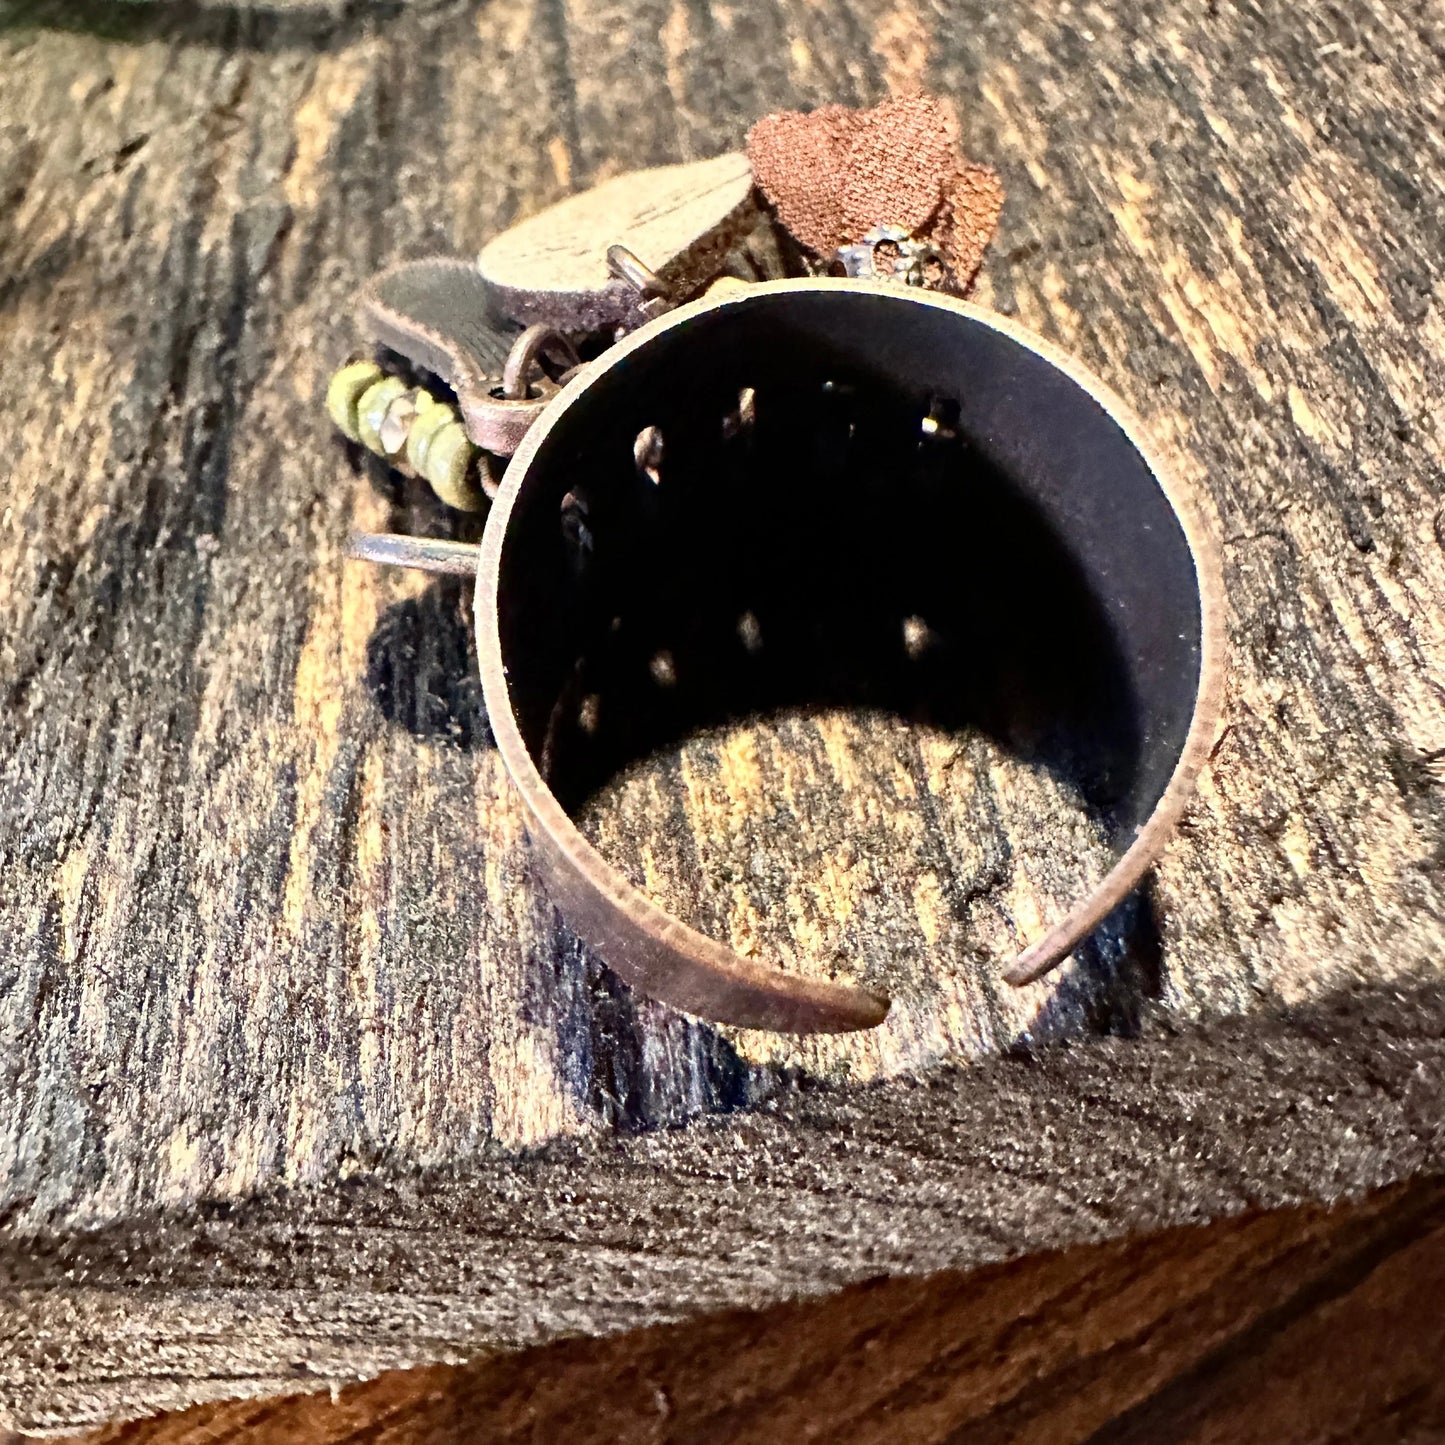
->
(37, 1178, 1445, 1442)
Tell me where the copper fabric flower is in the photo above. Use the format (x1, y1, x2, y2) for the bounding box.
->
(747, 94, 1005, 291)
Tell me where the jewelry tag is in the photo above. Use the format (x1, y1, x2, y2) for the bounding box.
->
(476, 152, 759, 330)
(328, 261, 585, 509)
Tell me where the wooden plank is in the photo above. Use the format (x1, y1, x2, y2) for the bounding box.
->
(1, 0, 1444, 1430)
(5, 983, 1444, 1432)
(54, 1179, 1445, 1445)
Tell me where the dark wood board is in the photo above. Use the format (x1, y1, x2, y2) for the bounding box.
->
(58, 1179, 1445, 1445)
(1, 0, 1444, 1431)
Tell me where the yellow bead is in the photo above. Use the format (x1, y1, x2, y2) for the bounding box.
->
(325, 359, 385, 442)
(410, 397, 485, 511)
(355, 376, 410, 456)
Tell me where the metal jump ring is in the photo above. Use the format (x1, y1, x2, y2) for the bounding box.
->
(502, 324, 583, 402)
(606, 244, 672, 301)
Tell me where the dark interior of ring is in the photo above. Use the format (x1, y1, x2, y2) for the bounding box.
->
(494, 290, 1203, 861)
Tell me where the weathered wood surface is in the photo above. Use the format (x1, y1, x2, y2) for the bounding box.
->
(58, 1179, 1445, 1445)
(1, 0, 1444, 1431)
(6, 991, 1445, 1434)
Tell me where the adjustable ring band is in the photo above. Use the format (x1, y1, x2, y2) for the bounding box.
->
(475, 279, 1226, 1034)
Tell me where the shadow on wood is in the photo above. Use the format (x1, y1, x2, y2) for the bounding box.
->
(0, 0, 403, 52)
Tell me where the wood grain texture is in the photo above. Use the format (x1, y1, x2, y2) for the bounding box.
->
(1, 0, 1444, 1430)
(5, 983, 1444, 1432)
(55, 1180, 1445, 1445)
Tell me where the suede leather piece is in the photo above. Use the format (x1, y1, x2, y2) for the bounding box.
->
(746, 95, 1004, 288)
